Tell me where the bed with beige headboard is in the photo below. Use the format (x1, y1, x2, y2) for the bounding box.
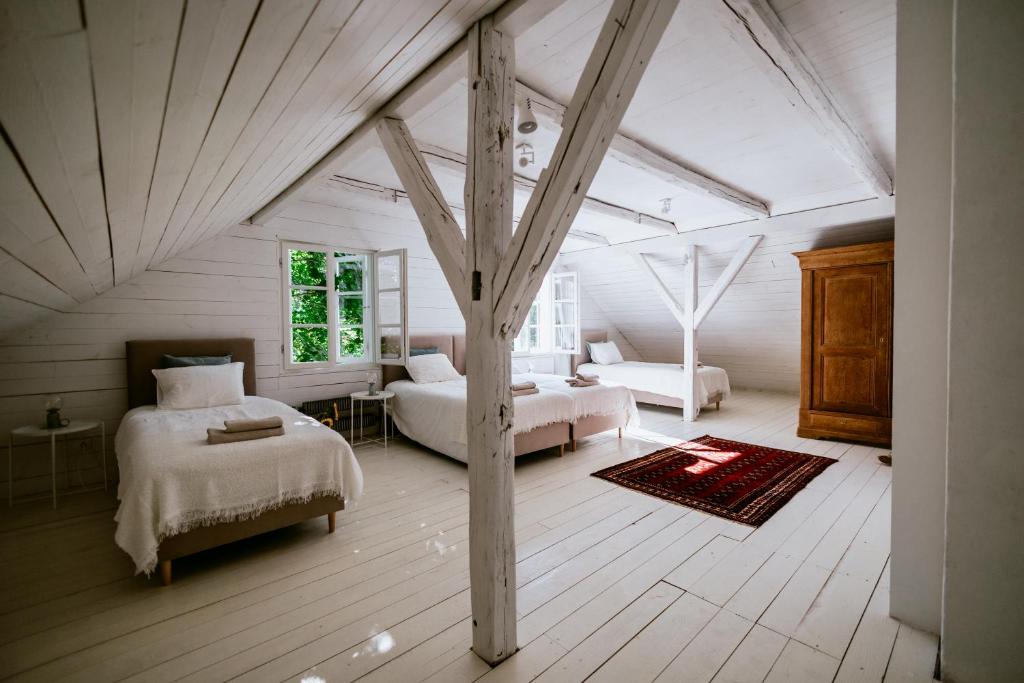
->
(571, 330, 727, 411)
(384, 334, 570, 458)
(122, 338, 347, 585)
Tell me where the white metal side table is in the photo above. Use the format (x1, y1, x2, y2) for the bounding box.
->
(349, 390, 394, 449)
(9, 419, 106, 509)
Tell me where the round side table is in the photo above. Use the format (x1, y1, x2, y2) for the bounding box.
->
(9, 419, 105, 509)
(349, 391, 395, 449)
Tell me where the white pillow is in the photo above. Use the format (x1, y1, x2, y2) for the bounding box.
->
(151, 362, 245, 410)
(588, 341, 624, 365)
(406, 353, 461, 384)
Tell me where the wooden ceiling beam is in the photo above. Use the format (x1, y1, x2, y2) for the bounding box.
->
(720, 0, 893, 196)
(493, 0, 681, 336)
(415, 140, 678, 235)
(516, 81, 769, 218)
(250, 0, 569, 226)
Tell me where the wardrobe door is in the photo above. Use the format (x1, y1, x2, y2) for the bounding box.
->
(811, 263, 892, 417)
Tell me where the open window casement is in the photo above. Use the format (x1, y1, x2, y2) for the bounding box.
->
(373, 249, 408, 365)
(552, 271, 580, 354)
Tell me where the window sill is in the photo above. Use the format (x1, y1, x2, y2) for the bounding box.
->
(282, 362, 379, 375)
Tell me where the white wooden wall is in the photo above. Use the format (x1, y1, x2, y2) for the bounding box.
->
(562, 219, 894, 391)
(0, 187, 471, 497)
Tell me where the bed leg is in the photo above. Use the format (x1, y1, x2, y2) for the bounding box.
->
(159, 560, 172, 586)
(716, 401, 720, 410)
(618, 428, 623, 439)
(571, 439, 577, 452)
(327, 511, 336, 534)
(559, 444, 564, 457)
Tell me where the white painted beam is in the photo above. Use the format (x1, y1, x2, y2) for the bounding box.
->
(516, 81, 770, 218)
(416, 141, 677, 235)
(464, 14, 517, 666)
(250, 0, 569, 226)
(694, 234, 762, 327)
(720, 0, 893, 196)
(682, 243, 699, 421)
(631, 253, 687, 328)
(375, 118, 468, 318)
(493, 0, 682, 337)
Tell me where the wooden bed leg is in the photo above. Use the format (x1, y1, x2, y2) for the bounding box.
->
(618, 428, 623, 439)
(716, 401, 720, 410)
(559, 444, 564, 457)
(327, 511, 336, 534)
(570, 439, 577, 452)
(159, 560, 172, 586)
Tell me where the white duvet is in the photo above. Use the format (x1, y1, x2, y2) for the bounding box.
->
(386, 376, 574, 463)
(576, 361, 732, 408)
(516, 373, 640, 427)
(114, 396, 363, 575)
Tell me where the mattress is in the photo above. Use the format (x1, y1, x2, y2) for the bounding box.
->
(114, 396, 363, 575)
(576, 361, 731, 407)
(514, 372, 640, 426)
(386, 376, 574, 463)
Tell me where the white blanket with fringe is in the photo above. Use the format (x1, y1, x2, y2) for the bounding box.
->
(514, 372, 641, 427)
(386, 377, 574, 463)
(114, 396, 363, 575)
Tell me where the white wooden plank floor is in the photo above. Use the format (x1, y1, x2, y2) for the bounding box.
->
(0, 390, 938, 682)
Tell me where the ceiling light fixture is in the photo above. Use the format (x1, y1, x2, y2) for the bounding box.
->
(516, 96, 538, 135)
(660, 197, 672, 214)
(517, 142, 535, 168)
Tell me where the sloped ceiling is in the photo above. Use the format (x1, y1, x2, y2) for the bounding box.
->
(0, 0, 502, 337)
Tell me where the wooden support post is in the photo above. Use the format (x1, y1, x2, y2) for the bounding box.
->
(682, 244, 699, 422)
(694, 234, 762, 327)
(632, 253, 687, 328)
(465, 15, 517, 666)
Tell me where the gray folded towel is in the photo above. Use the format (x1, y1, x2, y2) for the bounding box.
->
(207, 426, 284, 444)
(512, 387, 540, 397)
(511, 381, 537, 392)
(565, 378, 599, 388)
(575, 371, 599, 382)
(223, 416, 284, 433)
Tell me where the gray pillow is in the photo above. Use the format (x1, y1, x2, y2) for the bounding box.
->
(409, 346, 439, 357)
(161, 353, 232, 368)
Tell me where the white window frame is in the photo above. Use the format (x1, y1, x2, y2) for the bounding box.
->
(512, 271, 579, 356)
(373, 249, 409, 366)
(551, 271, 581, 354)
(281, 241, 375, 371)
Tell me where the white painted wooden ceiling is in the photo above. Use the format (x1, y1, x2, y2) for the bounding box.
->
(0, 0, 503, 336)
(0, 0, 895, 341)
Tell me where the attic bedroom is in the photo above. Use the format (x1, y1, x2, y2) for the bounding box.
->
(0, 1, 1020, 682)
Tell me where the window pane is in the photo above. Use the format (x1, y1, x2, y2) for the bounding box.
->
(554, 302, 574, 326)
(555, 325, 574, 351)
(292, 327, 328, 363)
(339, 295, 364, 326)
(290, 250, 327, 287)
(379, 327, 403, 361)
(378, 290, 401, 325)
(528, 326, 539, 350)
(554, 274, 576, 301)
(291, 289, 328, 324)
(377, 253, 400, 290)
(335, 253, 364, 292)
(528, 302, 539, 325)
(339, 327, 365, 359)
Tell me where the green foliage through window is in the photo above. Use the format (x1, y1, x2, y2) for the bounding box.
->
(288, 248, 367, 364)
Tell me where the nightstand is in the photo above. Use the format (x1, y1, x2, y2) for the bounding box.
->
(349, 390, 395, 449)
(9, 419, 106, 509)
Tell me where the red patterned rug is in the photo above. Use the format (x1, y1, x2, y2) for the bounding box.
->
(592, 435, 836, 526)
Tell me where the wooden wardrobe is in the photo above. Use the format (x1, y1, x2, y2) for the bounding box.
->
(794, 241, 894, 446)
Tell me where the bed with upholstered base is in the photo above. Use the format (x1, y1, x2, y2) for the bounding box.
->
(123, 338, 350, 585)
(571, 331, 729, 412)
(383, 334, 570, 460)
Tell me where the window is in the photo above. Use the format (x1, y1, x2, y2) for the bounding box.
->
(512, 271, 580, 355)
(283, 243, 407, 369)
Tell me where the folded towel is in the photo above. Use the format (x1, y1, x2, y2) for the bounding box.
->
(512, 387, 540, 397)
(207, 426, 284, 444)
(511, 381, 536, 392)
(575, 371, 599, 382)
(565, 378, 600, 388)
(223, 416, 284, 433)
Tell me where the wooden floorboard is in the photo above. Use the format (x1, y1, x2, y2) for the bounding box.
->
(0, 390, 938, 682)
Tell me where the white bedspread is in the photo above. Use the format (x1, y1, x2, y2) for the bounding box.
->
(386, 377, 574, 463)
(114, 396, 363, 575)
(576, 361, 731, 407)
(515, 373, 640, 427)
